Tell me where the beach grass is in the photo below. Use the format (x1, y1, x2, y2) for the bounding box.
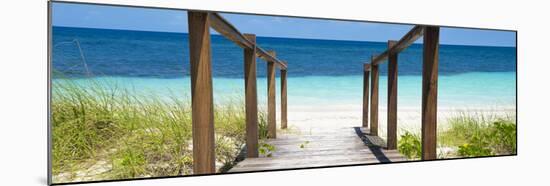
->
(439, 111, 516, 157)
(397, 111, 516, 159)
(51, 76, 517, 182)
(51, 78, 268, 182)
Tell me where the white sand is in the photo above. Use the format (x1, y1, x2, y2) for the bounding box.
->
(275, 104, 515, 139)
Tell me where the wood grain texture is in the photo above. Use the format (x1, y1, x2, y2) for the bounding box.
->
(387, 40, 398, 150)
(370, 56, 379, 136)
(258, 47, 287, 69)
(228, 127, 406, 172)
(267, 51, 277, 138)
(209, 13, 253, 49)
(188, 11, 215, 174)
(371, 26, 424, 65)
(281, 67, 288, 129)
(244, 33, 259, 158)
(209, 13, 286, 69)
(363, 64, 370, 128)
(421, 26, 439, 160)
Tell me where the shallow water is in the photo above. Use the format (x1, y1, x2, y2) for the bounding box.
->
(54, 71, 516, 110)
(52, 26, 516, 110)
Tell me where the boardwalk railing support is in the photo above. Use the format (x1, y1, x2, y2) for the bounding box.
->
(363, 64, 371, 128)
(387, 40, 398, 150)
(365, 26, 438, 154)
(281, 65, 288, 129)
(243, 33, 259, 158)
(421, 26, 440, 160)
(370, 56, 379, 136)
(188, 12, 287, 167)
(267, 51, 277, 138)
(188, 11, 215, 174)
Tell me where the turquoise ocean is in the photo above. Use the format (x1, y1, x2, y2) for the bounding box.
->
(52, 26, 516, 110)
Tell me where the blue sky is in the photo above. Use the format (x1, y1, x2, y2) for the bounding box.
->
(52, 2, 516, 47)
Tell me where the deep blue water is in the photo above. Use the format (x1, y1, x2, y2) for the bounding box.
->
(52, 26, 516, 78)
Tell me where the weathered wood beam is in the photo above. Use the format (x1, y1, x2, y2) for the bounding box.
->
(188, 11, 215, 174)
(257, 47, 287, 69)
(209, 13, 253, 49)
(280, 63, 288, 129)
(371, 26, 425, 65)
(267, 51, 277, 138)
(391, 26, 425, 54)
(363, 63, 371, 128)
(209, 12, 287, 69)
(244, 33, 259, 158)
(387, 40, 398, 150)
(421, 26, 440, 160)
(370, 56, 379, 136)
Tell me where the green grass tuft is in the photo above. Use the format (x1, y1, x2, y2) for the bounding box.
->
(52, 78, 267, 182)
(397, 111, 516, 159)
(397, 131, 422, 159)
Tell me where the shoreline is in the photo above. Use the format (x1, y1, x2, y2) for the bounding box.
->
(53, 74, 516, 135)
(278, 104, 515, 137)
(52, 72, 516, 110)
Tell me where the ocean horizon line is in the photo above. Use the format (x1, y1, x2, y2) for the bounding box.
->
(52, 25, 516, 48)
(51, 71, 516, 80)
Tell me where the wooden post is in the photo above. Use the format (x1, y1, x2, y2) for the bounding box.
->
(267, 51, 277, 138)
(363, 64, 370, 128)
(281, 65, 288, 129)
(188, 11, 215, 174)
(387, 40, 398, 150)
(243, 34, 258, 158)
(421, 26, 440, 160)
(370, 56, 379, 136)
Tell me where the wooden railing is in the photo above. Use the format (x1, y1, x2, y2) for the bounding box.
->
(188, 10, 440, 173)
(187, 11, 288, 174)
(363, 25, 440, 160)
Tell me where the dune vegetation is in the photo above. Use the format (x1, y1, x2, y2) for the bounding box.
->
(51, 78, 268, 183)
(398, 111, 516, 159)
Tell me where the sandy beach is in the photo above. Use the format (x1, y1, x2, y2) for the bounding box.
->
(278, 104, 515, 139)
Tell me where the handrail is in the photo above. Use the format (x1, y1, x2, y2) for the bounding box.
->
(208, 13, 287, 69)
(363, 25, 440, 160)
(370, 26, 425, 65)
(257, 47, 288, 69)
(209, 13, 253, 49)
(189, 11, 290, 173)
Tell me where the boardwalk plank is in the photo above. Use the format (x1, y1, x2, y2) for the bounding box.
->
(228, 127, 406, 173)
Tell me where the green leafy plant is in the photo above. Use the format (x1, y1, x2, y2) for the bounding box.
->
(259, 143, 276, 157)
(458, 144, 492, 157)
(438, 112, 516, 158)
(488, 120, 516, 154)
(457, 120, 516, 157)
(398, 132, 422, 159)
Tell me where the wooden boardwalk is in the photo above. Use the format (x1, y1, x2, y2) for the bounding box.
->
(229, 127, 407, 172)
(181, 11, 439, 173)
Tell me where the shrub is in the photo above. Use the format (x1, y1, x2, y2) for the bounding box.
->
(457, 119, 516, 157)
(457, 138, 493, 157)
(488, 120, 516, 154)
(398, 131, 422, 159)
(438, 111, 516, 158)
